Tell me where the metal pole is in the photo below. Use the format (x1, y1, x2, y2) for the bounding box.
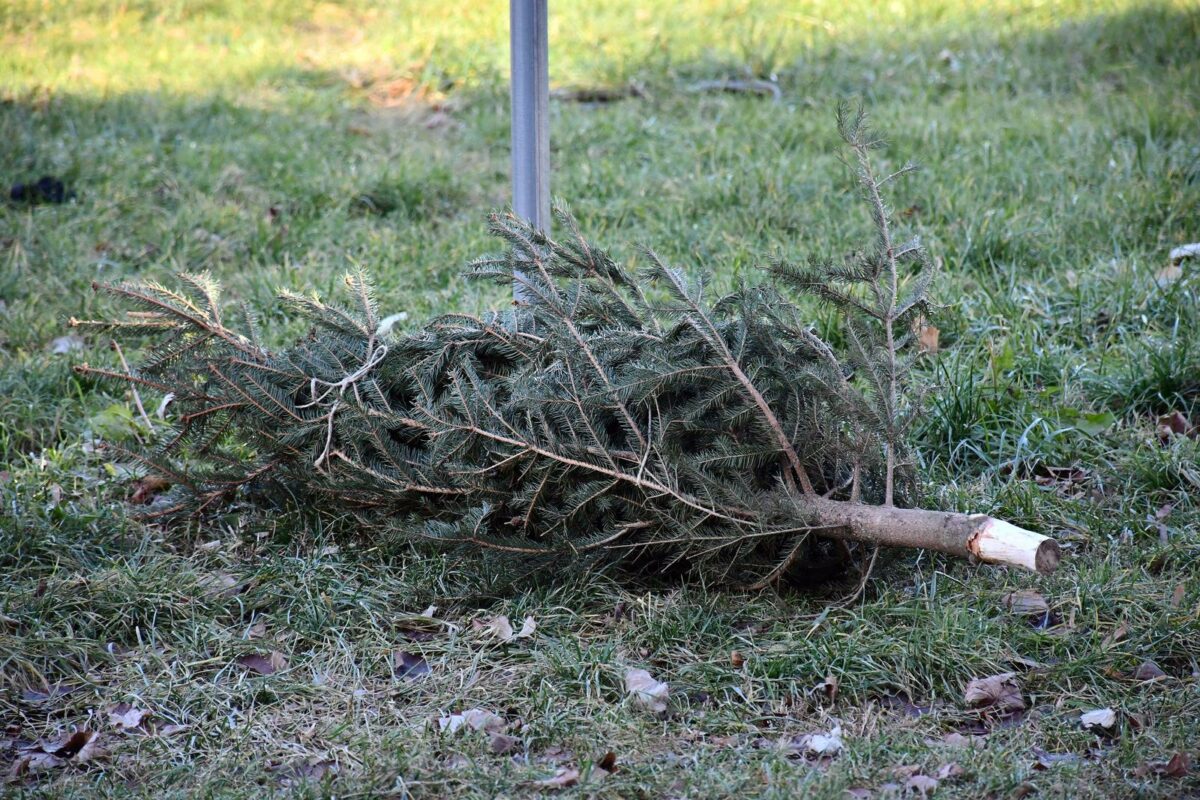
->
(509, 0, 549, 302)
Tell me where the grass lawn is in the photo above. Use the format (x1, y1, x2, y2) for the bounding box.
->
(2, 1, 1199, 797)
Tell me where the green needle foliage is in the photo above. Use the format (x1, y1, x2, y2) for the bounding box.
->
(78, 110, 935, 588)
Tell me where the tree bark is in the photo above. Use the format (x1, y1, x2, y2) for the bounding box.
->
(809, 497, 1060, 574)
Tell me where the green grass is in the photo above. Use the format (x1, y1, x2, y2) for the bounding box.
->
(2, 0, 1199, 796)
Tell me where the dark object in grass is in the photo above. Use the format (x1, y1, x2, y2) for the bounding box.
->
(9, 175, 72, 205)
(686, 78, 782, 103)
(72, 111, 1060, 589)
(552, 82, 647, 104)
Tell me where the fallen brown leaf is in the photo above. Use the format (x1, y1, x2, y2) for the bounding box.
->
(625, 668, 669, 713)
(1170, 583, 1186, 608)
(1033, 465, 1091, 496)
(237, 651, 288, 675)
(1160, 752, 1190, 777)
(438, 708, 504, 735)
(106, 703, 148, 730)
(1080, 708, 1116, 731)
(1102, 620, 1130, 649)
(56, 729, 102, 761)
(1157, 410, 1195, 443)
(393, 650, 431, 680)
(1032, 747, 1083, 769)
(534, 767, 581, 789)
(963, 672, 1025, 713)
(6, 728, 105, 782)
(1154, 264, 1183, 287)
(815, 674, 839, 702)
(489, 733, 520, 754)
(476, 614, 534, 642)
(1003, 590, 1049, 617)
(937, 732, 986, 749)
(199, 572, 243, 600)
(918, 324, 940, 355)
(537, 745, 575, 765)
(730, 650, 746, 668)
(5, 750, 64, 782)
(906, 774, 938, 797)
(1136, 752, 1190, 779)
(878, 693, 935, 718)
(484, 615, 513, 641)
(20, 682, 75, 704)
(597, 751, 618, 772)
(155, 723, 189, 737)
(271, 757, 337, 786)
(789, 723, 844, 757)
(129, 475, 170, 504)
(1133, 660, 1166, 681)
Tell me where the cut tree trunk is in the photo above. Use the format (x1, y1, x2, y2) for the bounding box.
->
(809, 497, 1060, 574)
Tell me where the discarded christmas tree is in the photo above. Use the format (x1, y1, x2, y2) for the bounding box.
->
(75, 111, 1060, 588)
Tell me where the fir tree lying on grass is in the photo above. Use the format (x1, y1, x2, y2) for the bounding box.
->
(74, 109, 1060, 588)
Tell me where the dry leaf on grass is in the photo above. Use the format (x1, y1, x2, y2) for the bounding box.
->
(1102, 620, 1130, 649)
(917, 324, 940, 355)
(625, 668, 669, 713)
(5, 729, 103, 783)
(392, 650, 431, 680)
(237, 651, 288, 675)
(129, 475, 170, 504)
(1032, 747, 1083, 769)
(489, 733, 520, 755)
(1154, 263, 1183, 287)
(1133, 660, 1166, 681)
(1134, 752, 1190, 779)
(597, 751, 618, 772)
(438, 708, 504, 735)
(1157, 410, 1196, 442)
(483, 615, 514, 641)
(1080, 708, 1116, 731)
(906, 773, 939, 796)
(1002, 590, 1049, 617)
(270, 757, 337, 786)
(533, 767, 581, 790)
(935, 732, 986, 749)
(964, 672, 1025, 713)
(106, 703, 147, 730)
(1169, 583, 1186, 608)
(155, 723, 189, 737)
(790, 723, 844, 757)
(198, 572, 242, 600)
(20, 682, 76, 704)
(475, 614, 537, 643)
(814, 674, 839, 702)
